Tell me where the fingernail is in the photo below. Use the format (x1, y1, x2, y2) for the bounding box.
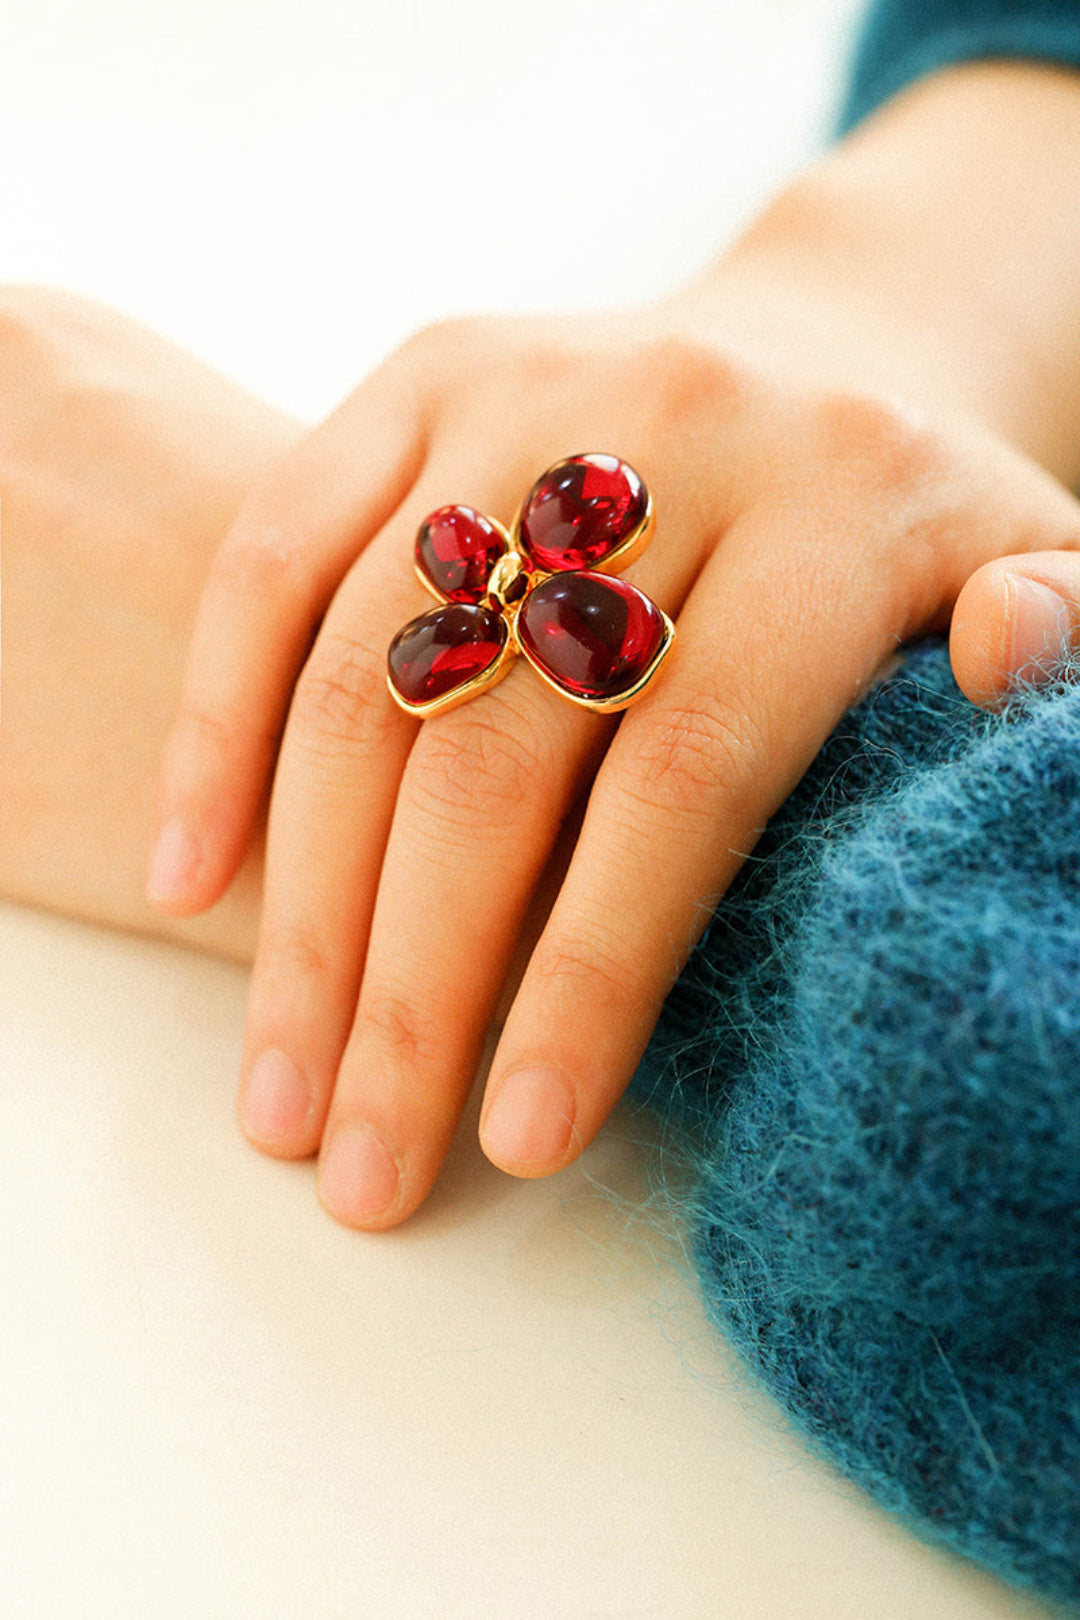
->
(1008, 576, 1073, 684)
(147, 816, 202, 906)
(481, 1068, 575, 1169)
(241, 1048, 312, 1142)
(319, 1122, 400, 1226)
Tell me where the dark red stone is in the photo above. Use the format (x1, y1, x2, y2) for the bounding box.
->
(415, 505, 506, 603)
(388, 603, 507, 707)
(517, 573, 666, 703)
(518, 454, 647, 573)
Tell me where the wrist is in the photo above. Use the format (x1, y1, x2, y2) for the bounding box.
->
(666, 61, 1080, 487)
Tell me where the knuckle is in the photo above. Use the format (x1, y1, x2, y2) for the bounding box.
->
(258, 917, 332, 988)
(399, 312, 500, 371)
(395, 313, 530, 421)
(0, 290, 118, 453)
(625, 698, 763, 817)
(799, 391, 971, 611)
(810, 388, 946, 502)
(0, 288, 152, 394)
(403, 313, 475, 353)
(0, 284, 77, 351)
(207, 511, 306, 605)
(529, 925, 629, 1011)
(171, 690, 283, 783)
(407, 709, 541, 827)
(290, 631, 391, 750)
(402, 313, 585, 399)
(174, 699, 241, 764)
(0, 287, 42, 356)
(358, 987, 433, 1069)
(632, 332, 747, 436)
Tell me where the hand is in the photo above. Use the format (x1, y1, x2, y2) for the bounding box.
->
(148, 63, 1080, 1229)
(0, 285, 298, 957)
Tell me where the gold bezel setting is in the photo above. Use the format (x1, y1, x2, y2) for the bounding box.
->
(513, 602, 676, 715)
(387, 454, 674, 718)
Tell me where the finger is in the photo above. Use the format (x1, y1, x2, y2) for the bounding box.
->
(311, 452, 723, 1228)
(951, 549, 1080, 707)
(148, 353, 428, 916)
(235, 512, 420, 1158)
(315, 675, 601, 1229)
(236, 445, 549, 1165)
(478, 502, 908, 1176)
(482, 422, 1080, 1174)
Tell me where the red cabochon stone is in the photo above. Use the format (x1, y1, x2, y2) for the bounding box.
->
(415, 505, 507, 603)
(517, 572, 665, 702)
(518, 454, 647, 573)
(388, 603, 507, 707)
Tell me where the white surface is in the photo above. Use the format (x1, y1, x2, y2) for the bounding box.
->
(0, 2, 1067, 1616)
(2, 0, 859, 420)
(0, 902, 1062, 1620)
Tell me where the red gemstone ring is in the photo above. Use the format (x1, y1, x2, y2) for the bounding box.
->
(386, 453, 675, 718)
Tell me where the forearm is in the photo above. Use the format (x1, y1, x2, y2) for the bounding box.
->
(674, 61, 1080, 487)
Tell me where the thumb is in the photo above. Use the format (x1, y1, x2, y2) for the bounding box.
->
(951, 550, 1080, 708)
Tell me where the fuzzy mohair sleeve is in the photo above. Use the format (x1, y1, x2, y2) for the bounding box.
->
(632, 640, 1080, 1608)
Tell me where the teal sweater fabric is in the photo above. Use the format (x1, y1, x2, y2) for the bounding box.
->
(634, 642, 1080, 1608)
(633, 3, 1080, 1608)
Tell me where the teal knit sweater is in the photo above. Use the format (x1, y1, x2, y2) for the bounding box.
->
(636, 5, 1080, 1609)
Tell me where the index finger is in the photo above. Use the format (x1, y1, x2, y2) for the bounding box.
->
(147, 354, 428, 915)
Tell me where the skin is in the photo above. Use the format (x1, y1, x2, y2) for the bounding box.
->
(0, 287, 288, 960)
(5, 64, 1080, 1234)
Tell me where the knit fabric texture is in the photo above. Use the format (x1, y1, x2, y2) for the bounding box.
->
(633, 638, 1080, 1610)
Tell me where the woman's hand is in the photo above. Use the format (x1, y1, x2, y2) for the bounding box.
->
(0, 286, 298, 957)
(149, 62, 1080, 1230)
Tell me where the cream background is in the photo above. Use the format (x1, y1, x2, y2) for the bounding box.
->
(0, 1, 1069, 1615)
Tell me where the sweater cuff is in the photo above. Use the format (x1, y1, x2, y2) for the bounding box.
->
(837, 2, 1080, 134)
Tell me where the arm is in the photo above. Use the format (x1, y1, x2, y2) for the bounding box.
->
(689, 56, 1080, 702)
(682, 59, 1080, 487)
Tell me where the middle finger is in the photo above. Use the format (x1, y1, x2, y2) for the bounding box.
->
(316, 660, 599, 1228)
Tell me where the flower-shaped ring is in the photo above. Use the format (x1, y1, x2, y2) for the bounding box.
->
(386, 453, 675, 718)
